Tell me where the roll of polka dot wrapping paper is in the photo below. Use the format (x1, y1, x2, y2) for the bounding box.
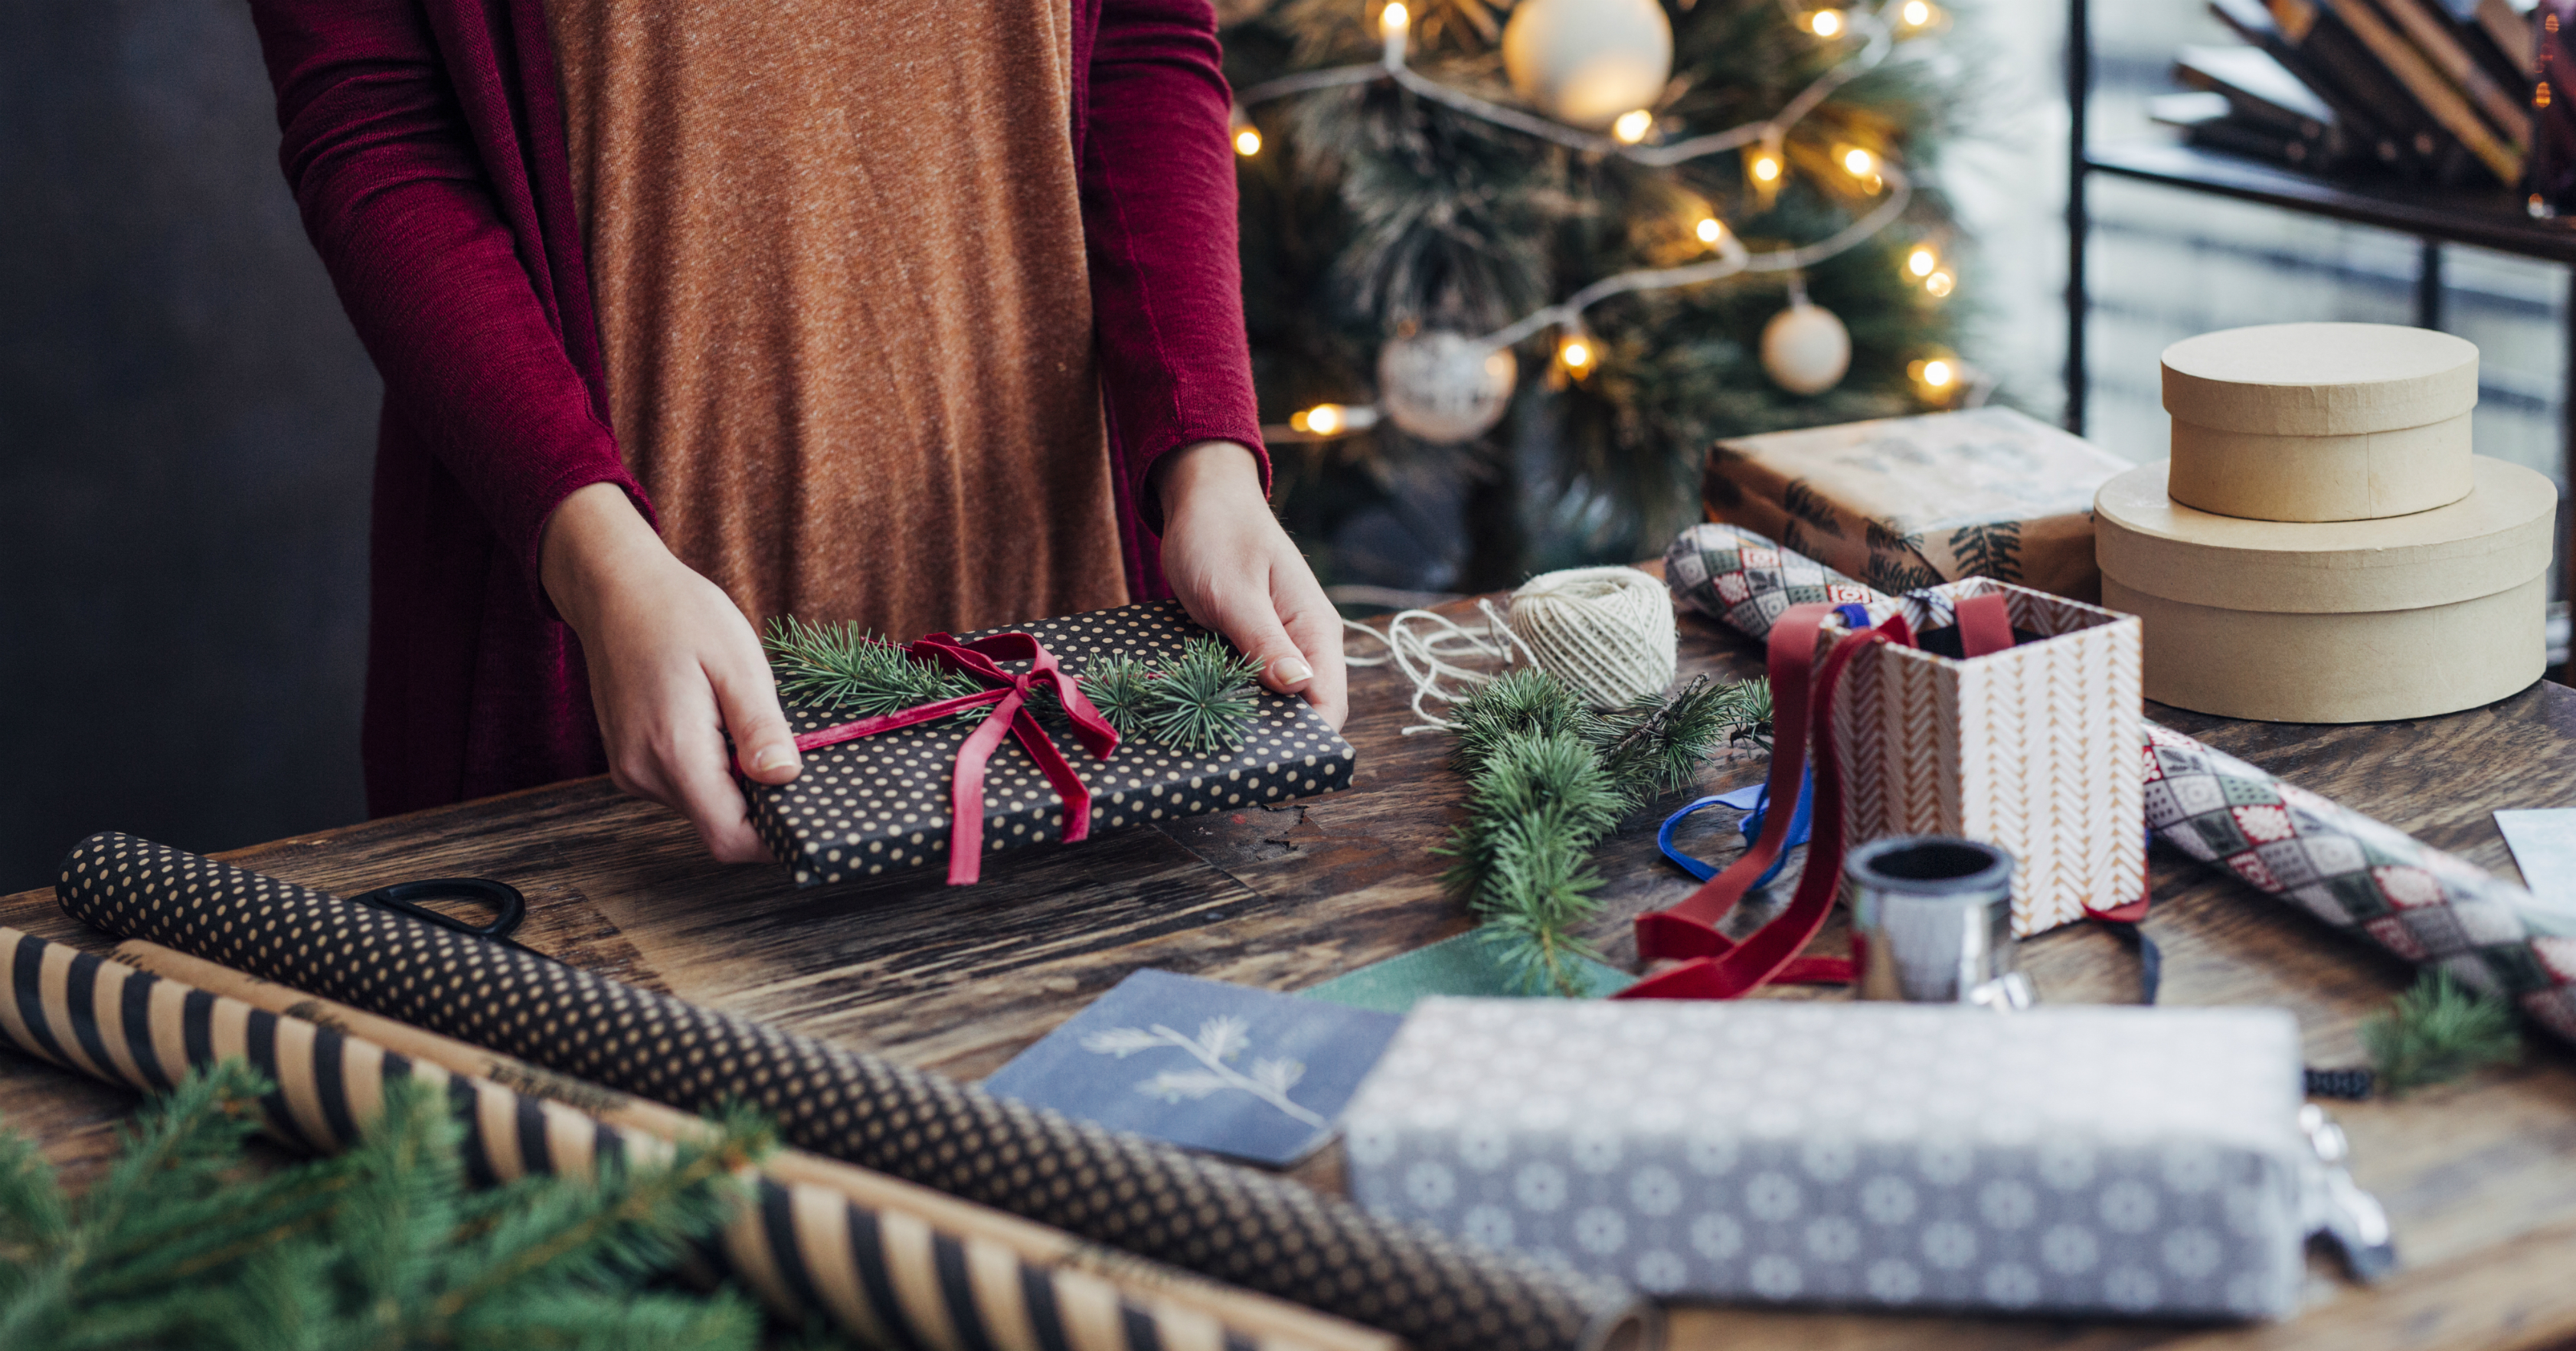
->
(750, 600, 1358, 887)
(1343, 998, 2312, 1318)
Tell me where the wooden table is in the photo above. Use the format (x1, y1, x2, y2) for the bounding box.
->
(7, 598, 2576, 1351)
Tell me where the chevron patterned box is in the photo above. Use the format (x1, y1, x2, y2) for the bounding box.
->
(1822, 577, 2144, 937)
(1345, 999, 2313, 1319)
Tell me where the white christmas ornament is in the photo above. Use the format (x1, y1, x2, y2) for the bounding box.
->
(1500, 0, 1675, 129)
(1760, 302, 1852, 395)
(1378, 331, 1518, 442)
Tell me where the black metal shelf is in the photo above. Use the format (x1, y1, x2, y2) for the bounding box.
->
(2062, 0, 2576, 611)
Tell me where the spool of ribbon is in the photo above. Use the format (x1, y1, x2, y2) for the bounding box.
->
(789, 632, 1117, 885)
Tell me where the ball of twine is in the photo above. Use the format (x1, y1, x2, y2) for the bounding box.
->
(1505, 565, 1678, 708)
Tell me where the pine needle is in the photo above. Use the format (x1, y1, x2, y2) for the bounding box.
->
(1080, 653, 1159, 741)
(1584, 676, 1748, 803)
(1141, 636, 1266, 755)
(763, 616, 980, 718)
(2362, 970, 2521, 1096)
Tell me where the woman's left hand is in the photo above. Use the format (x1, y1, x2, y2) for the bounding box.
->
(1153, 440, 1347, 731)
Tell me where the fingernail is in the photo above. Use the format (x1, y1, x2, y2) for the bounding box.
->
(1271, 656, 1313, 687)
(752, 744, 801, 774)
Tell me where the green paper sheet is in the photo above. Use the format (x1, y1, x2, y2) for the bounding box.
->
(1299, 932, 1638, 1014)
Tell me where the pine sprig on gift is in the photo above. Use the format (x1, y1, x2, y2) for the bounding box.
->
(1079, 653, 1159, 737)
(1438, 669, 1757, 996)
(0, 1058, 786, 1351)
(763, 616, 980, 718)
(1143, 637, 1267, 755)
(2362, 970, 2522, 1096)
(1082, 637, 1267, 757)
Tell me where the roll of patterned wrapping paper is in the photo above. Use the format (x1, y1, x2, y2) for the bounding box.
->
(1666, 522, 2576, 1045)
(106, 940, 1400, 1351)
(55, 835, 1658, 1351)
(0, 925, 1398, 1351)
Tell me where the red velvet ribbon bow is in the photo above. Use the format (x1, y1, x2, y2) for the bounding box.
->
(788, 633, 1120, 886)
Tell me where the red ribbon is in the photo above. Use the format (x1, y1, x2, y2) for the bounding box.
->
(788, 633, 1120, 886)
(1619, 590, 2062, 1001)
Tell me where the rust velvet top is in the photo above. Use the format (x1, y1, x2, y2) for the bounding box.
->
(245, 0, 1269, 816)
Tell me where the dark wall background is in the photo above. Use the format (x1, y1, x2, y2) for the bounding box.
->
(2, 2, 381, 891)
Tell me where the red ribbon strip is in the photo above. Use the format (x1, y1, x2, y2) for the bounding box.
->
(789, 633, 1120, 886)
(1619, 590, 2064, 1001)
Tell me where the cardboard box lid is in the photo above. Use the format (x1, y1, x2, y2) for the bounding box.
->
(2095, 456, 2555, 614)
(2161, 322, 2478, 437)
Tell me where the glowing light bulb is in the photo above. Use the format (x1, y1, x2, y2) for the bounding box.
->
(1841, 146, 1875, 176)
(1303, 404, 1346, 435)
(1613, 110, 1655, 144)
(2539, 81, 2555, 109)
(1559, 336, 1594, 372)
(1696, 216, 1725, 244)
(1906, 244, 1937, 277)
(1924, 269, 1955, 297)
(1381, 1, 1409, 33)
(1901, 0, 1933, 25)
(1921, 359, 1953, 388)
(1809, 8, 1844, 36)
(1234, 126, 1263, 156)
(1751, 153, 1782, 183)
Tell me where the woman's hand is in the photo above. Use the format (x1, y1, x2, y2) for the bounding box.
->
(1153, 441, 1347, 730)
(540, 483, 803, 861)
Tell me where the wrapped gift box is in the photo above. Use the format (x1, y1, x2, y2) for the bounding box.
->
(1345, 999, 2311, 1320)
(1701, 407, 2131, 601)
(748, 600, 1357, 886)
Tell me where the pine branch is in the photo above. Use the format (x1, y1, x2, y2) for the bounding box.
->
(763, 616, 980, 718)
(2362, 970, 2522, 1096)
(1140, 636, 1266, 756)
(1583, 675, 1752, 803)
(0, 1062, 783, 1351)
(1447, 667, 1590, 780)
(1080, 653, 1159, 741)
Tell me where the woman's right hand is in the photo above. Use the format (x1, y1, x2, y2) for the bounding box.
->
(539, 483, 803, 862)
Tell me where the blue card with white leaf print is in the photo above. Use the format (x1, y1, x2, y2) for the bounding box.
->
(982, 968, 1404, 1166)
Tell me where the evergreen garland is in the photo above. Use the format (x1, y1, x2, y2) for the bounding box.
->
(1, 1059, 780, 1351)
(1438, 670, 1767, 996)
(2362, 970, 2522, 1097)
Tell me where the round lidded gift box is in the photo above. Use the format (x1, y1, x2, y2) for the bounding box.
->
(2162, 322, 2478, 522)
(2096, 456, 2553, 723)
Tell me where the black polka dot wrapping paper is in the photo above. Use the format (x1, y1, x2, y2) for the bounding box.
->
(750, 600, 1358, 887)
(56, 833, 1659, 1351)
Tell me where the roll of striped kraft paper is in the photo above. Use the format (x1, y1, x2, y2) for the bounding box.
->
(0, 923, 1390, 1351)
(56, 835, 1659, 1351)
(110, 937, 1398, 1351)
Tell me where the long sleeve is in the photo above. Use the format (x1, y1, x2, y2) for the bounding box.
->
(247, 0, 649, 604)
(1080, 0, 1271, 536)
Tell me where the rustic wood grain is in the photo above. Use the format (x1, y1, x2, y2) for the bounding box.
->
(3, 594, 2574, 1351)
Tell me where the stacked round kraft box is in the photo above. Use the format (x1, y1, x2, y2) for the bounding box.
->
(2095, 322, 2558, 723)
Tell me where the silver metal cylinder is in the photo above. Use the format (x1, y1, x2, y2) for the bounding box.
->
(1846, 836, 2029, 1008)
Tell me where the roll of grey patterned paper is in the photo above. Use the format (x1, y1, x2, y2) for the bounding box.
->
(1344, 999, 2311, 1320)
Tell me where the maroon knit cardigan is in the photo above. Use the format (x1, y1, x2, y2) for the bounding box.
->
(247, 0, 1269, 816)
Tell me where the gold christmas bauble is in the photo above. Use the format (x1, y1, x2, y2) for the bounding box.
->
(1500, 0, 1675, 129)
(1378, 331, 1518, 443)
(1760, 302, 1852, 395)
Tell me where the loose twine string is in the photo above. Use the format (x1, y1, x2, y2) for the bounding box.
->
(1343, 566, 1680, 732)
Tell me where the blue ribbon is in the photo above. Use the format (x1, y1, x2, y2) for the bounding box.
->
(1657, 772, 1813, 889)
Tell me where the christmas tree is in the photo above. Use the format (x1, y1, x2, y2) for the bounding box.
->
(1224, 0, 1973, 590)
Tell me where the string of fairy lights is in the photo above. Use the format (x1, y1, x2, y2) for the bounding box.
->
(1231, 0, 1974, 444)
